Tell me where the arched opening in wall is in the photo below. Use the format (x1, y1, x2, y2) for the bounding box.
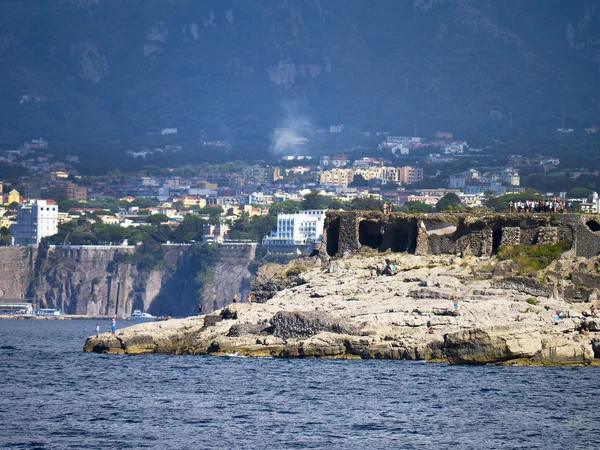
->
(359, 220, 383, 250)
(587, 220, 600, 232)
(492, 228, 503, 255)
(132, 295, 144, 312)
(326, 218, 340, 257)
(382, 220, 418, 253)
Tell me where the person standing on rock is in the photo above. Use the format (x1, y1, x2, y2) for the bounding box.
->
(233, 294, 238, 304)
(453, 296, 459, 313)
(198, 303, 203, 315)
(96, 324, 100, 338)
(111, 318, 116, 336)
(247, 294, 252, 304)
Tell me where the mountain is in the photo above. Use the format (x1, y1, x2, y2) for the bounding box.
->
(1, 0, 600, 158)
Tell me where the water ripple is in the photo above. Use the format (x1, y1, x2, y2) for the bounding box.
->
(0, 320, 599, 449)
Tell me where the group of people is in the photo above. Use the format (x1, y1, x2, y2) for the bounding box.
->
(508, 199, 572, 214)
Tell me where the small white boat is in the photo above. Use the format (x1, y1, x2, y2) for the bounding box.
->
(130, 309, 155, 320)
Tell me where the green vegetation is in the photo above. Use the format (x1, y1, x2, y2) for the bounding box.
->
(191, 243, 220, 293)
(526, 298, 539, 306)
(435, 193, 462, 212)
(486, 189, 543, 212)
(228, 214, 277, 241)
(298, 191, 384, 212)
(497, 241, 570, 274)
(57, 198, 158, 213)
(269, 200, 301, 215)
(396, 201, 434, 213)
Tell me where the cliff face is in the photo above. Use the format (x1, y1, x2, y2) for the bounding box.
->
(0, 244, 256, 316)
(0, 247, 37, 299)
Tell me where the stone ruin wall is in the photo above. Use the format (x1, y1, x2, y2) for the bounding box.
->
(320, 212, 600, 259)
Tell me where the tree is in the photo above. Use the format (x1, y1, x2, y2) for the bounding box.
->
(146, 213, 170, 225)
(349, 197, 384, 211)
(567, 187, 593, 199)
(300, 191, 330, 210)
(350, 174, 369, 187)
(199, 206, 224, 216)
(269, 200, 301, 215)
(328, 198, 350, 210)
(172, 214, 206, 242)
(436, 193, 462, 211)
(405, 201, 433, 213)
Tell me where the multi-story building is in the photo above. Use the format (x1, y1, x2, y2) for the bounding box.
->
(398, 166, 423, 185)
(46, 183, 87, 201)
(244, 165, 282, 185)
(263, 210, 326, 253)
(319, 169, 355, 187)
(11, 200, 58, 246)
(66, 183, 88, 201)
(6, 189, 20, 205)
(202, 224, 230, 244)
(355, 167, 385, 181)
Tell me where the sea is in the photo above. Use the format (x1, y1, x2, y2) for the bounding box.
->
(0, 319, 599, 450)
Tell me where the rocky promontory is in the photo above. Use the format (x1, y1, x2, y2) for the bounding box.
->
(84, 251, 600, 366)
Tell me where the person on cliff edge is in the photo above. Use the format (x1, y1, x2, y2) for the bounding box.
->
(111, 318, 116, 335)
(198, 303, 203, 315)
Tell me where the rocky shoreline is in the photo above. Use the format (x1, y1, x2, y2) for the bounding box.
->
(83, 253, 600, 366)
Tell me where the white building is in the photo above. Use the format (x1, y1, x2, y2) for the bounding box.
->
(263, 210, 326, 252)
(12, 200, 58, 246)
(581, 192, 600, 213)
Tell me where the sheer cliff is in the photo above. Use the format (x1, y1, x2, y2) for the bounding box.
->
(0, 244, 256, 316)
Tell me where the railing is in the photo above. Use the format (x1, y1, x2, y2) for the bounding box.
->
(49, 245, 135, 250)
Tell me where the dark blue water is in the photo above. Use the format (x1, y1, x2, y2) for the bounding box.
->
(0, 320, 599, 449)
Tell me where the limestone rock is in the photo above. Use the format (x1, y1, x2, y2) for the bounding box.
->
(444, 325, 542, 365)
(269, 311, 356, 339)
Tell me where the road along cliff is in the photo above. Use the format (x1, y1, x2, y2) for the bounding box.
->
(84, 251, 600, 366)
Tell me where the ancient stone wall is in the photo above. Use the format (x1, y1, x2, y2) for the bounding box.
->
(320, 212, 600, 259)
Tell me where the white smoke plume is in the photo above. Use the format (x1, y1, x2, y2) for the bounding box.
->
(269, 102, 311, 155)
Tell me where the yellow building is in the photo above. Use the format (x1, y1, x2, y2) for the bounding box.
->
(182, 196, 207, 209)
(355, 167, 385, 181)
(398, 166, 424, 185)
(0, 216, 11, 229)
(7, 189, 20, 205)
(319, 169, 355, 187)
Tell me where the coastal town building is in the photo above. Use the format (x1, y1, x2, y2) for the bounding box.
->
(202, 224, 230, 244)
(263, 210, 326, 253)
(320, 169, 355, 187)
(11, 199, 58, 246)
(6, 189, 20, 205)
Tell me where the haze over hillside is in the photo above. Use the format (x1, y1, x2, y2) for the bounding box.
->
(1, 0, 599, 156)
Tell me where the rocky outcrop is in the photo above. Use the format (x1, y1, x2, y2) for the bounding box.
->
(444, 325, 543, 364)
(84, 253, 600, 366)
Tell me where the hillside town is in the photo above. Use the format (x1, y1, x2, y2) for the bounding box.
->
(1, 131, 599, 254)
